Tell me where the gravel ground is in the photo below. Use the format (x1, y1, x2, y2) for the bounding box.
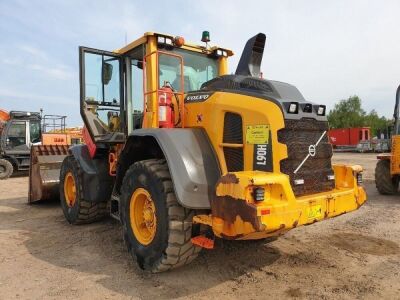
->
(0, 153, 399, 299)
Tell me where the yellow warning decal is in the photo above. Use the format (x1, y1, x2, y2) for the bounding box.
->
(246, 125, 270, 144)
(307, 204, 322, 220)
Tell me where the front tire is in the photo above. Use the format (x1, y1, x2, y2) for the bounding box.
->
(120, 159, 201, 272)
(375, 159, 398, 195)
(59, 155, 108, 224)
(0, 159, 13, 180)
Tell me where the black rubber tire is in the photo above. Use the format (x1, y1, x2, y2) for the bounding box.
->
(120, 159, 201, 272)
(0, 159, 13, 180)
(59, 155, 108, 224)
(375, 159, 398, 195)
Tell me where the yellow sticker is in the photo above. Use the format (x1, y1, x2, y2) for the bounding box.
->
(246, 125, 270, 144)
(307, 205, 322, 220)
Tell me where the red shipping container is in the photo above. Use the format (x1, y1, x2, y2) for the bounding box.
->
(328, 127, 370, 146)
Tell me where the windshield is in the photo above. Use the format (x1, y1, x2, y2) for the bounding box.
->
(158, 48, 218, 92)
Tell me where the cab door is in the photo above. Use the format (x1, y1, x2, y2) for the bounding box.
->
(2, 120, 30, 154)
(79, 47, 124, 143)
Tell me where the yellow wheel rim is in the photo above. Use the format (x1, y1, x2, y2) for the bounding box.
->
(130, 188, 157, 245)
(64, 172, 76, 208)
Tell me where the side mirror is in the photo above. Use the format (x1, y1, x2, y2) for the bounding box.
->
(102, 62, 113, 85)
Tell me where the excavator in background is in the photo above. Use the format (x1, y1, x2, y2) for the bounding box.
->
(375, 85, 400, 194)
(29, 31, 366, 272)
(0, 109, 80, 179)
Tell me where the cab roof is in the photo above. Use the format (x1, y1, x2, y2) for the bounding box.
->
(115, 32, 234, 57)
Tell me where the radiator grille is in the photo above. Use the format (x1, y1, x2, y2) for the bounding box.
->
(223, 112, 244, 172)
(278, 118, 335, 196)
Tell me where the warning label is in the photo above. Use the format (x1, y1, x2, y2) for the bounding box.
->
(246, 125, 270, 145)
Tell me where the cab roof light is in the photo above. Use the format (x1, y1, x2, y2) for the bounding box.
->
(157, 35, 173, 49)
(213, 48, 229, 58)
(174, 36, 185, 47)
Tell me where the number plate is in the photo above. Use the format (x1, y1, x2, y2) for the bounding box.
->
(307, 204, 322, 219)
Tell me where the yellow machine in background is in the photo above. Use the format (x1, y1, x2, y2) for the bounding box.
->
(30, 31, 366, 272)
(376, 85, 400, 194)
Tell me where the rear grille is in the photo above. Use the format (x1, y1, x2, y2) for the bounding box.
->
(223, 147, 244, 172)
(278, 118, 335, 196)
(223, 112, 243, 144)
(223, 112, 244, 172)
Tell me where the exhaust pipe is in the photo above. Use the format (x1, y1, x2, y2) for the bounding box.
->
(235, 33, 266, 77)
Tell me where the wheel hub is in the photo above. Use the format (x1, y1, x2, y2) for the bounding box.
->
(130, 188, 157, 245)
(64, 172, 77, 207)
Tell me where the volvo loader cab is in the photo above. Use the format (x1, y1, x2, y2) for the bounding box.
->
(36, 32, 366, 272)
(0, 111, 41, 179)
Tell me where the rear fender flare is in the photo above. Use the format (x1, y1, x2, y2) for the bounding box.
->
(68, 144, 114, 202)
(116, 128, 221, 209)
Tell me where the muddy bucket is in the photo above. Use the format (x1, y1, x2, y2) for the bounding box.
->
(29, 145, 69, 203)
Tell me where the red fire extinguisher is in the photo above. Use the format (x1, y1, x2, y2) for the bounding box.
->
(158, 86, 175, 128)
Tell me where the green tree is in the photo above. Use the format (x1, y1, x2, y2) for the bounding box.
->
(328, 95, 391, 137)
(327, 96, 366, 128)
(364, 110, 390, 137)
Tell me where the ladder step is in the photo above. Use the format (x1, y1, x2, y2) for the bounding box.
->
(191, 235, 214, 249)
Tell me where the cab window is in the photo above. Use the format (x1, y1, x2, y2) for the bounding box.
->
(158, 48, 218, 92)
(8, 121, 26, 147)
(29, 120, 41, 143)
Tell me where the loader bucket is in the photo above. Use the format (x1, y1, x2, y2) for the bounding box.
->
(29, 145, 69, 203)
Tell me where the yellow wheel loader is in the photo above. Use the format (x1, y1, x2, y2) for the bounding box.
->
(30, 32, 366, 272)
(376, 85, 400, 194)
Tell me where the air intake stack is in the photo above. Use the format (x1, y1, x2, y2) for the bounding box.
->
(235, 33, 266, 78)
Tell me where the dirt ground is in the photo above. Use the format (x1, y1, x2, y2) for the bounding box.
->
(1, 153, 399, 300)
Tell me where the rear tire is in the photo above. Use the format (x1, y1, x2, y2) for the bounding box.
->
(59, 155, 108, 224)
(0, 159, 13, 180)
(375, 159, 398, 195)
(120, 159, 201, 272)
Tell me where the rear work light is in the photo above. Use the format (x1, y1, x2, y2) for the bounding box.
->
(288, 102, 299, 114)
(303, 103, 312, 113)
(253, 187, 265, 202)
(317, 105, 326, 116)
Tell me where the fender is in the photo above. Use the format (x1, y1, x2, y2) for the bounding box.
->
(69, 144, 114, 202)
(117, 128, 221, 209)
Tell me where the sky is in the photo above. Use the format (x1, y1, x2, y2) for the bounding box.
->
(1, 0, 400, 126)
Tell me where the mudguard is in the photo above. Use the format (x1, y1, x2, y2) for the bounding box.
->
(69, 144, 114, 203)
(122, 128, 221, 209)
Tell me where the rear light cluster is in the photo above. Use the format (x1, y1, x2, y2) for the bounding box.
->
(286, 102, 326, 116)
(356, 173, 363, 185)
(253, 187, 265, 202)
